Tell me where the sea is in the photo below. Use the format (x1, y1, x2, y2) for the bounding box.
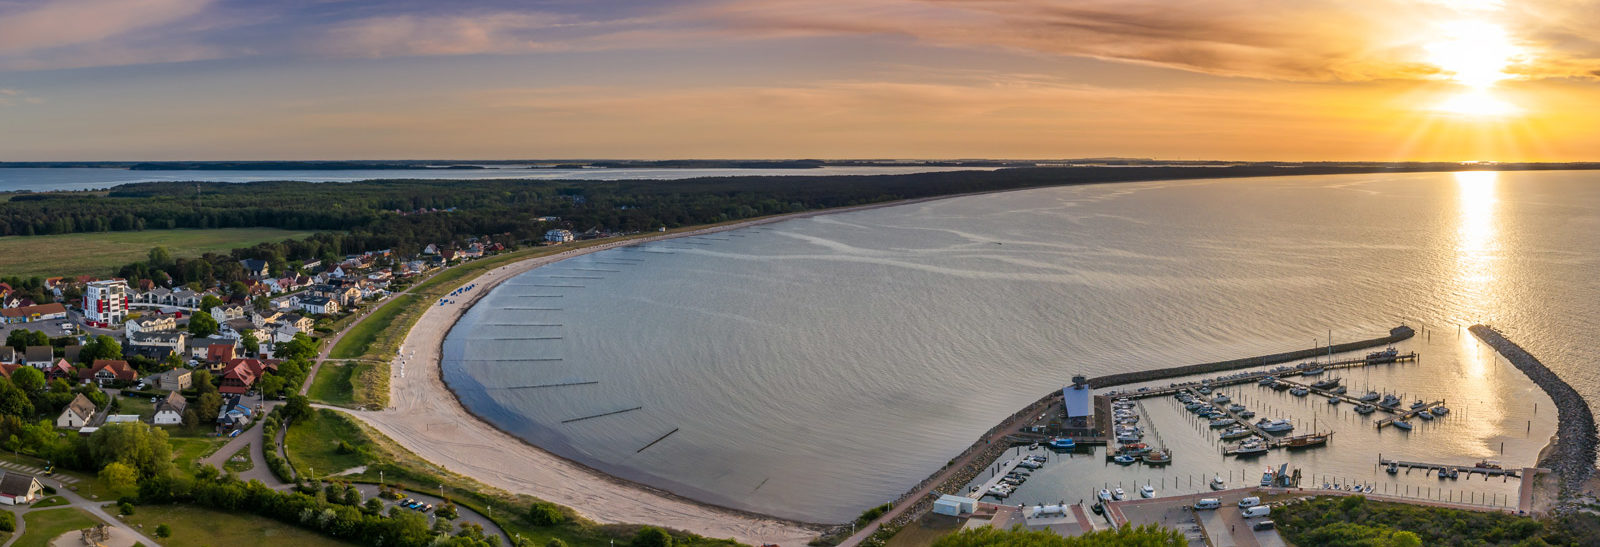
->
(0, 165, 994, 193)
(431, 170, 1596, 523)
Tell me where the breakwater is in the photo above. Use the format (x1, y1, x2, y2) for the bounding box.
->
(1087, 325, 1414, 389)
(1469, 325, 1598, 510)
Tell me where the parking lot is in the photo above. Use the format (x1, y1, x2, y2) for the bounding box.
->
(1113, 488, 1285, 547)
(0, 318, 81, 340)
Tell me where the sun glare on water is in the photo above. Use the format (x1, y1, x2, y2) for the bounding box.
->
(1424, 20, 1523, 117)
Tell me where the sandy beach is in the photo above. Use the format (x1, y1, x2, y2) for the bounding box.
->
(336, 197, 964, 546)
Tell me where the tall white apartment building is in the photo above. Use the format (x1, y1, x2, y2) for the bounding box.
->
(84, 279, 129, 327)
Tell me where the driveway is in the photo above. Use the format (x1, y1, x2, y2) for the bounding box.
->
(199, 400, 287, 488)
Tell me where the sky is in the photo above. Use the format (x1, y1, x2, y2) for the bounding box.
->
(2, 0, 1599, 161)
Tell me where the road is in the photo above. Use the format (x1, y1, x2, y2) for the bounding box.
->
(199, 398, 287, 488)
(299, 268, 445, 397)
(0, 476, 161, 547)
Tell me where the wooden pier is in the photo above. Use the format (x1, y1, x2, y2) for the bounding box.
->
(1374, 401, 1447, 429)
(1379, 456, 1521, 478)
(1186, 388, 1285, 447)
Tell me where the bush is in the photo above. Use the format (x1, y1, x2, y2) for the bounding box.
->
(155, 523, 171, 538)
(41, 485, 55, 495)
(545, 539, 568, 547)
(632, 526, 672, 547)
(527, 501, 566, 526)
(0, 509, 14, 532)
(119, 502, 136, 515)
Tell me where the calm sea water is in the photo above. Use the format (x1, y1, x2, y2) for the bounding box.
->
(0, 166, 993, 193)
(441, 171, 1598, 522)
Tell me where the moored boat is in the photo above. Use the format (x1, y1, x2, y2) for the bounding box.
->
(1392, 420, 1413, 430)
(1285, 431, 1332, 449)
(1049, 437, 1076, 450)
(1432, 406, 1450, 416)
(1354, 404, 1376, 414)
(1290, 387, 1310, 397)
(1140, 485, 1155, 498)
(1142, 449, 1172, 465)
(1360, 391, 1381, 402)
(1210, 476, 1226, 490)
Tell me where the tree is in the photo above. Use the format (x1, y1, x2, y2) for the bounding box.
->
(188, 311, 219, 337)
(100, 461, 140, 497)
(89, 423, 173, 479)
(933, 524, 1184, 547)
(283, 395, 313, 424)
(155, 524, 171, 538)
(200, 294, 224, 312)
(240, 330, 260, 356)
(148, 246, 174, 269)
(252, 295, 271, 312)
(363, 497, 384, 515)
(79, 335, 122, 363)
(545, 539, 568, 547)
(275, 333, 317, 362)
(527, 501, 566, 526)
(631, 526, 672, 547)
(0, 379, 33, 418)
(196, 392, 222, 424)
(9, 367, 43, 394)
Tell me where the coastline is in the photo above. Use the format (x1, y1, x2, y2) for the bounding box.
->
(333, 193, 989, 546)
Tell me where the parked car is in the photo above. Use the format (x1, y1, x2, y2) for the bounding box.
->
(1252, 520, 1276, 531)
(1238, 496, 1261, 508)
(1193, 498, 1221, 510)
(1241, 506, 1271, 519)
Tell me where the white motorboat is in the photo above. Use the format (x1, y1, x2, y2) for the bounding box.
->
(1140, 485, 1155, 498)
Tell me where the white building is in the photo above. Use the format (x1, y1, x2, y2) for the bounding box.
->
(544, 229, 575, 243)
(1062, 375, 1093, 426)
(153, 391, 187, 425)
(933, 495, 976, 516)
(83, 279, 129, 327)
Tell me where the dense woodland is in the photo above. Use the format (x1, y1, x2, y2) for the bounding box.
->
(1275, 495, 1600, 546)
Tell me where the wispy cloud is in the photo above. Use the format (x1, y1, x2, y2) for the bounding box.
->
(0, 0, 211, 55)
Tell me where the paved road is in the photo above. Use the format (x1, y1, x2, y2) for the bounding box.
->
(200, 399, 287, 487)
(300, 268, 446, 397)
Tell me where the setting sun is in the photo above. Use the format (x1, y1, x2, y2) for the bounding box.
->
(1424, 20, 1527, 117)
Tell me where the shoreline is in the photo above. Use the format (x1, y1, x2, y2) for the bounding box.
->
(335, 193, 994, 545)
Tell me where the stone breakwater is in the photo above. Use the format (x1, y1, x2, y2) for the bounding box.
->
(1087, 325, 1415, 389)
(1470, 325, 1598, 510)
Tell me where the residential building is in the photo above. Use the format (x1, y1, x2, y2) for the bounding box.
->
(43, 360, 74, 382)
(80, 359, 137, 386)
(0, 472, 43, 505)
(23, 346, 51, 369)
(153, 391, 187, 425)
(126, 331, 186, 360)
(124, 314, 177, 338)
(206, 344, 235, 364)
(0, 303, 68, 324)
(544, 229, 575, 243)
(240, 259, 270, 278)
(298, 296, 338, 315)
(211, 304, 248, 321)
(56, 393, 96, 428)
(0, 347, 13, 364)
(220, 365, 256, 395)
(83, 279, 129, 327)
(156, 368, 192, 391)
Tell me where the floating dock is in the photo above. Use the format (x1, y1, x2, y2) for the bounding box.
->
(1379, 456, 1520, 478)
(1374, 401, 1447, 428)
(1112, 352, 1419, 400)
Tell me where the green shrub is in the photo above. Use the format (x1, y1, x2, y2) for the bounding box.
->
(632, 527, 672, 547)
(527, 501, 566, 526)
(0, 509, 14, 532)
(156, 523, 171, 538)
(119, 502, 136, 515)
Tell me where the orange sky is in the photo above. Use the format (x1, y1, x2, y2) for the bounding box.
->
(2, 0, 1599, 161)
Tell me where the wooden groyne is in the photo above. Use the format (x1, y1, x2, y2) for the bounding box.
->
(1469, 324, 1598, 511)
(1088, 325, 1414, 389)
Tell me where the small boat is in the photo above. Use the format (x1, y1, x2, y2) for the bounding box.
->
(1360, 391, 1381, 402)
(1213, 395, 1231, 404)
(1270, 382, 1291, 391)
(1048, 437, 1076, 450)
(1368, 347, 1400, 361)
(1449, 468, 1460, 479)
(1432, 406, 1450, 416)
(1098, 489, 1113, 502)
(1333, 386, 1348, 395)
(1197, 387, 1212, 395)
(1258, 377, 1276, 386)
(1210, 476, 1226, 490)
(1328, 396, 1341, 405)
(1113, 488, 1126, 500)
(1140, 485, 1155, 498)
(1411, 400, 1428, 410)
(1220, 427, 1253, 440)
(1285, 432, 1332, 449)
(1238, 410, 1257, 419)
(1363, 485, 1375, 493)
(1386, 462, 1399, 474)
(1260, 467, 1276, 486)
(1438, 467, 1452, 479)
(1418, 410, 1434, 420)
(1142, 449, 1172, 465)
(1310, 378, 1341, 390)
(1091, 502, 1104, 515)
(1112, 454, 1137, 465)
(1257, 419, 1295, 434)
(1209, 418, 1237, 429)
(1290, 387, 1310, 397)
(1476, 460, 1503, 470)
(1228, 404, 1246, 412)
(1392, 420, 1413, 430)
(1300, 367, 1325, 376)
(1028, 442, 1040, 450)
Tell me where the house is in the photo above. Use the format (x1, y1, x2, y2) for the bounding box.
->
(206, 344, 235, 364)
(219, 365, 256, 395)
(211, 304, 248, 322)
(153, 391, 187, 425)
(80, 359, 137, 386)
(156, 368, 192, 391)
(0, 347, 14, 364)
(83, 279, 129, 326)
(252, 310, 284, 329)
(544, 229, 575, 243)
(240, 259, 270, 279)
(298, 296, 338, 315)
(23, 346, 52, 369)
(0, 303, 68, 324)
(185, 336, 232, 361)
(61, 345, 81, 364)
(56, 393, 96, 428)
(126, 331, 186, 360)
(220, 318, 256, 340)
(169, 288, 203, 309)
(43, 360, 74, 382)
(422, 243, 440, 255)
(0, 472, 43, 505)
(125, 314, 178, 338)
(0, 364, 19, 379)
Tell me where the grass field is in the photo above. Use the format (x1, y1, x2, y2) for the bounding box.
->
(0, 228, 318, 278)
(328, 294, 416, 359)
(284, 409, 373, 477)
(307, 362, 357, 406)
(126, 504, 354, 547)
(169, 435, 228, 477)
(15, 508, 101, 547)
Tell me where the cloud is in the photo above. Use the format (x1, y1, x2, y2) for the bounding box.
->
(0, 0, 211, 55)
(696, 0, 1600, 82)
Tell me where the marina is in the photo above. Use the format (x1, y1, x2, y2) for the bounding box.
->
(1379, 457, 1522, 479)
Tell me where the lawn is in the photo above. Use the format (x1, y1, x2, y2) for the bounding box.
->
(0, 227, 318, 278)
(114, 394, 157, 421)
(169, 435, 228, 477)
(306, 362, 357, 406)
(284, 409, 374, 478)
(328, 294, 416, 359)
(15, 508, 102, 547)
(223, 446, 254, 472)
(125, 504, 354, 547)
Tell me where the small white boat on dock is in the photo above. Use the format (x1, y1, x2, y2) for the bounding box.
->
(1140, 485, 1155, 498)
(1210, 476, 1226, 490)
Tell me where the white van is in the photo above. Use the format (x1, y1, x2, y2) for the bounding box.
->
(1193, 498, 1222, 510)
(1241, 505, 1271, 518)
(1238, 496, 1261, 508)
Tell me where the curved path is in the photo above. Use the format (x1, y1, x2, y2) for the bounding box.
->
(334, 198, 973, 546)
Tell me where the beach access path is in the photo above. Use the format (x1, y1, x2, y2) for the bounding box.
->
(332, 197, 977, 546)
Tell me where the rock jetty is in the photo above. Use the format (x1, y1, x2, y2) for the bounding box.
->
(1088, 325, 1414, 389)
(1470, 324, 1598, 511)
